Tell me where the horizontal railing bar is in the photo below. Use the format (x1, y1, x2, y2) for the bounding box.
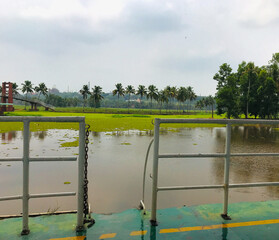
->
(157, 182, 279, 192)
(0, 157, 22, 162)
(229, 182, 279, 188)
(157, 118, 279, 125)
(158, 185, 224, 191)
(159, 153, 279, 159)
(159, 153, 225, 158)
(0, 195, 22, 201)
(29, 157, 77, 162)
(29, 192, 76, 199)
(231, 153, 279, 157)
(0, 116, 85, 123)
(0, 210, 77, 219)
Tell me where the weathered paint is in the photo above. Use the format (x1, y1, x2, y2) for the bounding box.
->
(1, 200, 279, 240)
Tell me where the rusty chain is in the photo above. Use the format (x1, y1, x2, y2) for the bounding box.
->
(83, 124, 95, 227)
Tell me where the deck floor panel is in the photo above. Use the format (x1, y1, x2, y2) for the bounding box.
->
(1, 200, 279, 240)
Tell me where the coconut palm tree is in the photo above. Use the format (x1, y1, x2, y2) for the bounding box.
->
(12, 83, 19, 95)
(147, 85, 158, 112)
(176, 87, 187, 113)
(125, 85, 135, 113)
(21, 80, 34, 110)
(79, 84, 91, 112)
(157, 90, 168, 114)
(34, 83, 48, 99)
(91, 85, 104, 110)
(170, 86, 177, 111)
(164, 86, 171, 112)
(112, 83, 125, 108)
(136, 85, 147, 109)
(186, 86, 197, 112)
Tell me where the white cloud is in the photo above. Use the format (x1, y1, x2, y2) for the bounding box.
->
(234, 0, 279, 27)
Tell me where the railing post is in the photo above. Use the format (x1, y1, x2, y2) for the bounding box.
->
(151, 118, 160, 225)
(222, 123, 232, 220)
(21, 120, 30, 235)
(76, 120, 86, 231)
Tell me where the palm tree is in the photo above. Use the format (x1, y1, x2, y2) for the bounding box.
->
(112, 83, 125, 108)
(12, 83, 19, 95)
(125, 85, 135, 113)
(185, 86, 197, 112)
(91, 85, 104, 110)
(164, 86, 171, 112)
(205, 95, 215, 118)
(136, 85, 147, 109)
(147, 85, 158, 112)
(21, 80, 33, 110)
(176, 87, 187, 113)
(157, 90, 168, 114)
(79, 84, 91, 112)
(170, 86, 177, 111)
(34, 83, 48, 99)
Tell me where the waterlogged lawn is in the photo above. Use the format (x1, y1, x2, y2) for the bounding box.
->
(1, 111, 224, 133)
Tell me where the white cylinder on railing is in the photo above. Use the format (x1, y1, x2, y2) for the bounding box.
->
(21, 120, 30, 235)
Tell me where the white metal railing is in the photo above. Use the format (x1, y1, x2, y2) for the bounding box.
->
(150, 118, 279, 225)
(0, 116, 86, 235)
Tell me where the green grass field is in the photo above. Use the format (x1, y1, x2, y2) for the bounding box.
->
(1, 107, 224, 133)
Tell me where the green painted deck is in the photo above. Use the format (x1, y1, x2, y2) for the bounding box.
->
(1, 200, 279, 240)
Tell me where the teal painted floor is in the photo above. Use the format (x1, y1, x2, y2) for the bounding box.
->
(1, 200, 279, 240)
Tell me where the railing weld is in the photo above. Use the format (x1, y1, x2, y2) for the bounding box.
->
(158, 185, 224, 191)
(0, 195, 22, 201)
(29, 192, 76, 199)
(229, 182, 279, 188)
(29, 157, 77, 162)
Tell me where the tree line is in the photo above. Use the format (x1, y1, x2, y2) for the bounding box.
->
(2, 80, 200, 112)
(214, 53, 279, 119)
(79, 84, 198, 113)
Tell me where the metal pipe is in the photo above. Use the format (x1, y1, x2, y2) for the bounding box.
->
(158, 152, 279, 159)
(158, 184, 224, 191)
(229, 182, 279, 188)
(29, 157, 77, 162)
(21, 120, 30, 235)
(223, 124, 231, 217)
(156, 118, 279, 125)
(0, 116, 84, 122)
(159, 153, 226, 158)
(0, 195, 22, 201)
(151, 119, 160, 225)
(76, 120, 86, 231)
(0, 157, 22, 162)
(29, 192, 76, 198)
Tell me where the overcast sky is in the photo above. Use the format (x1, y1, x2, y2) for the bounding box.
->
(0, 0, 278, 95)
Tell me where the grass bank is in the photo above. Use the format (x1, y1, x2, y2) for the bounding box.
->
(1, 109, 224, 133)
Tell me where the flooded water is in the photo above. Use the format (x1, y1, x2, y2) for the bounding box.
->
(1, 126, 279, 215)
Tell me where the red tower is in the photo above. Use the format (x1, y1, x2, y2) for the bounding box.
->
(1, 82, 14, 112)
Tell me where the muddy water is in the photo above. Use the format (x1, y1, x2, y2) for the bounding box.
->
(0, 126, 279, 215)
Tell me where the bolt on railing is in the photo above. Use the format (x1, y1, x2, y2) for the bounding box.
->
(0, 116, 86, 235)
(150, 118, 279, 225)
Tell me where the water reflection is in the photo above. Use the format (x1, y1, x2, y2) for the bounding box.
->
(1, 131, 17, 142)
(33, 131, 47, 140)
(1, 126, 279, 216)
